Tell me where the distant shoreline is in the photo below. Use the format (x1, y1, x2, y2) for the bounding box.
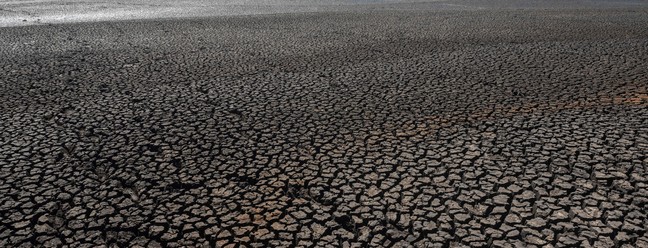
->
(2, 0, 647, 27)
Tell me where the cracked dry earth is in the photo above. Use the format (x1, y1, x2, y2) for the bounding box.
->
(1, 8, 648, 248)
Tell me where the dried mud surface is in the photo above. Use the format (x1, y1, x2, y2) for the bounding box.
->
(1, 8, 648, 247)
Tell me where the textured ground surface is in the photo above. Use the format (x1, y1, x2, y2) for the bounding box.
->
(3, 0, 648, 27)
(1, 8, 648, 248)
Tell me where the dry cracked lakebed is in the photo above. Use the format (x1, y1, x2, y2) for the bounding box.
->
(1, 7, 648, 248)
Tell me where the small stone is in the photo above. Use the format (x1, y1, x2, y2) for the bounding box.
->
(98, 206, 115, 217)
(615, 232, 631, 242)
(271, 222, 285, 230)
(550, 210, 569, 221)
(613, 180, 634, 191)
(149, 225, 165, 235)
(505, 214, 522, 224)
(454, 213, 471, 223)
(525, 235, 547, 245)
(35, 224, 52, 234)
(57, 193, 72, 201)
(558, 234, 580, 245)
(526, 217, 546, 228)
(13, 221, 30, 229)
(493, 194, 509, 205)
(161, 230, 178, 241)
(44, 237, 62, 247)
(37, 215, 49, 223)
(311, 223, 326, 237)
(593, 236, 615, 247)
(366, 186, 380, 197)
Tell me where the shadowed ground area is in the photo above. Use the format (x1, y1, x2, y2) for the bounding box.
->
(1, 5, 648, 248)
